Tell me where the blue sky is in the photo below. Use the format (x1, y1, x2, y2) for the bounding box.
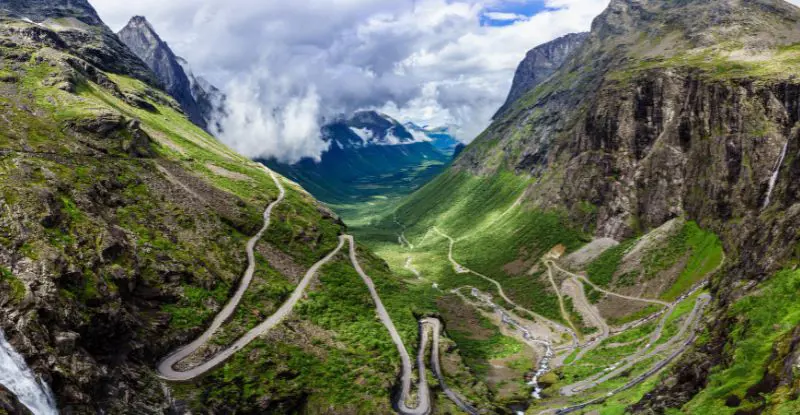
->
(481, 1, 549, 26)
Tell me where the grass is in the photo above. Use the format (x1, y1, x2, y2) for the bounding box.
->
(585, 220, 721, 304)
(181, 244, 438, 413)
(0, 266, 25, 304)
(607, 305, 663, 327)
(657, 222, 723, 301)
(610, 44, 800, 84)
(683, 268, 800, 414)
(363, 169, 588, 322)
(0, 36, 428, 413)
(586, 239, 637, 287)
(656, 292, 703, 346)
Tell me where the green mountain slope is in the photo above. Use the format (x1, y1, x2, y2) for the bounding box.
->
(0, 6, 485, 414)
(360, 0, 800, 413)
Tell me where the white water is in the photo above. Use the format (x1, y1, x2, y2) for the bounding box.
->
(763, 140, 789, 209)
(0, 330, 58, 415)
(468, 288, 555, 400)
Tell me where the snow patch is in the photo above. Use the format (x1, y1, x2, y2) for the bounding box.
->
(408, 128, 433, 143)
(21, 17, 44, 27)
(350, 127, 373, 145)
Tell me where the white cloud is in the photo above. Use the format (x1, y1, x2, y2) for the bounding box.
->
(89, 0, 611, 161)
(483, 11, 526, 21)
(212, 68, 330, 163)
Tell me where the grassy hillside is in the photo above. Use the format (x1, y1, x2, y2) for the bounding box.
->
(0, 15, 483, 414)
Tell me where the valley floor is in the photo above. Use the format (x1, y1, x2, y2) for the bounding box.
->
(349, 170, 728, 414)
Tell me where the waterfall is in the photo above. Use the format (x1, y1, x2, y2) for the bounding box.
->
(527, 342, 553, 400)
(763, 140, 789, 210)
(0, 330, 58, 415)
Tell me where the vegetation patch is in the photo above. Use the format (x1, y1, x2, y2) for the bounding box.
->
(683, 269, 800, 414)
(586, 239, 637, 287)
(0, 266, 25, 304)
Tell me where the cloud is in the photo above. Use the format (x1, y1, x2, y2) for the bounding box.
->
(483, 11, 527, 21)
(89, 0, 610, 161)
(212, 66, 329, 163)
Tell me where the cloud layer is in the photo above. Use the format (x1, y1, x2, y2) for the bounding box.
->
(90, 0, 613, 162)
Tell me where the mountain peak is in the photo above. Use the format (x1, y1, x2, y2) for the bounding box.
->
(494, 32, 588, 119)
(590, 0, 800, 49)
(120, 15, 166, 47)
(122, 16, 158, 36)
(118, 16, 214, 129)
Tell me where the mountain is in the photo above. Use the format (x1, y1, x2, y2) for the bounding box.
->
(404, 122, 462, 156)
(118, 16, 224, 130)
(361, 0, 800, 413)
(265, 111, 451, 209)
(177, 57, 228, 131)
(0, 0, 156, 86)
(0, 4, 463, 415)
(493, 32, 588, 120)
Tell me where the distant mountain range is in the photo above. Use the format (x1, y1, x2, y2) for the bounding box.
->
(117, 16, 225, 131)
(264, 111, 454, 206)
(403, 122, 462, 156)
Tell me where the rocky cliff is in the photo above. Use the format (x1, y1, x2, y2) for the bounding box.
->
(0, 0, 157, 86)
(493, 32, 588, 120)
(445, 0, 800, 412)
(118, 16, 223, 130)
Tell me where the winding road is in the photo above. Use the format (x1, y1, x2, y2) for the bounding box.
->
(544, 260, 671, 364)
(560, 294, 709, 396)
(158, 167, 289, 381)
(432, 227, 577, 343)
(542, 294, 710, 415)
(157, 178, 474, 413)
(391, 219, 724, 414)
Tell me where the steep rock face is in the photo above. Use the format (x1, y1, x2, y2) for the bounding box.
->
(494, 32, 588, 120)
(0, 385, 31, 415)
(178, 57, 228, 131)
(0, 0, 101, 26)
(118, 16, 208, 129)
(459, 0, 800, 241)
(447, 0, 800, 411)
(0, 0, 157, 85)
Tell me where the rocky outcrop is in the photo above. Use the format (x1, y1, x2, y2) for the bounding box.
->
(0, 385, 32, 415)
(0, 0, 157, 86)
(117, 16, 206, 128)
(177, 57, 228, 131)
(0, 2, 347, 414)
(493, 32, 588, 120)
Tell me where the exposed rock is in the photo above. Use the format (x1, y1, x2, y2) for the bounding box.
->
(450, 0, 800, 412)
(54, 331, 80, 355)
(0, 0, 158, 86)
(118, 16, 225, 130)
(494, 32, 588, 120)
(65, 111, 125, 136)
(0, 385, 32, 415)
